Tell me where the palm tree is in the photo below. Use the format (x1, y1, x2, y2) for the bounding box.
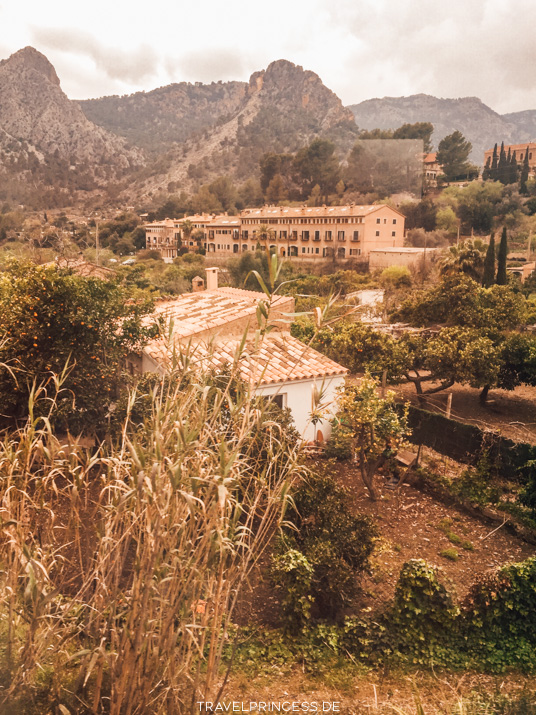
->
(439, 239, 486, 282)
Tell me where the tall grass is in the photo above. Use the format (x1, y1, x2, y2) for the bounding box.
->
(0, 347, 305, 713)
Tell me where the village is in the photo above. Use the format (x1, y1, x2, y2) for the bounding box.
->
(1, 106, 536, 713)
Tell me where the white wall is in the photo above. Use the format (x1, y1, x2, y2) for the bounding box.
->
(255, 375, 345, 442)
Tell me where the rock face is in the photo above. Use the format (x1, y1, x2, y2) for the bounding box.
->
(247, 60, 355, 131)
(348, 93, 531, 163)
(0, 47, 142, 177)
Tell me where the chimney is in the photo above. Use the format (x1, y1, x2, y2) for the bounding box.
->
(192, 275, 205, 292)
(206, 267, 219, 291)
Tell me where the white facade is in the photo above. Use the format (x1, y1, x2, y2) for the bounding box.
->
(255, 374, 345, 442)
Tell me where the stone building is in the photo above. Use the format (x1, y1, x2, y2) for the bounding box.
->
(144, 204, 405, 263)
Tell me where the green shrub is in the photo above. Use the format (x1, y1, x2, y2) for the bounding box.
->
(271, 549, 314, 633)
(272, 471, 376, 628)
(389, 559, 461, 665)
(324, 423, 353, 460)
(440, 548, 460, 561)
(463, 556, 536, 672)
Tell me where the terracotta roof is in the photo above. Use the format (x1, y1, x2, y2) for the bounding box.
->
(423, 152, 437, 163)
(240, 204, 405, 219)
(144, 334, 348, 385)
(142, 287, 293, 339)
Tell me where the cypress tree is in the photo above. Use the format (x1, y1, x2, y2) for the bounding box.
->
(498, 142, 507, 184)
(482, 156, 491, 181)
(520, 148, 530, 194)
(491, 143, 498, 180)
(509, 150, 518, 184)
(482, 233, 496, 287)
(496, 226, 508, 285)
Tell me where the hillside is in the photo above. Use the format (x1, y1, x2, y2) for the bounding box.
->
(131, 59, 359, 197)
(79, 80, 248, 153)
(0, 47, 143, 207)
(348, 93, 532, 163)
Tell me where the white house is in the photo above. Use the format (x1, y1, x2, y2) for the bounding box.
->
(133, 268, 347, 441)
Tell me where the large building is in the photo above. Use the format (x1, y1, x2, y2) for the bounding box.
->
(144, 204, 405, 263)
(483, 142, 536, 173)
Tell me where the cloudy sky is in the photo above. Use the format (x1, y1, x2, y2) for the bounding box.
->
(1, 0, 534, 113)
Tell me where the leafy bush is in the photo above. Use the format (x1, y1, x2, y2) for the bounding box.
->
(389, 559, 461, 665)
(463, 557, 536, 672)
(272, 471, 376, 628)
(440, 548, 460, 561)
(324, 423, 353, 460)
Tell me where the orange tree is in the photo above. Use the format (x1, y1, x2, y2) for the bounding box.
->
(0, 260, 155, 433)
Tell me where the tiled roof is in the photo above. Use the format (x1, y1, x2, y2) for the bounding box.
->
(142, 287, 293, 339)
(240, 204, 402, 219)
(145, 334, 348, 385)
(423, 152, 437, 163)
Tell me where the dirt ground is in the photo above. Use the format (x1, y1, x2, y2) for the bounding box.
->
(235, 455, 535, 628)
(334, 457, 535, 605)
(392, 381, 536, 445)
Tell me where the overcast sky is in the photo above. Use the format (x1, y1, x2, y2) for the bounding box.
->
(1, 0, 534, 113)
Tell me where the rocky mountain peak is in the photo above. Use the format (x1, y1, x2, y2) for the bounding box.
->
(0, 46, 60, 86)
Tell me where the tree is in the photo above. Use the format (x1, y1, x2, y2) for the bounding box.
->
(292, 138, 340, 200)
(520, 150, 530, 195)
(498, 142, 508, 184)
(400, 327, 501, 403)
(439, 240, 487, 282)
(436, 131, 477, 182)
(0, 260, 154, 432)
(335, 375, 410, 500)
(482, 233, 496, 287)
(496, 226, 508, 285)
(393, 122, 434, 152)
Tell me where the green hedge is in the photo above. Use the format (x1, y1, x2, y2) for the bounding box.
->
(405, 405, 536, 480)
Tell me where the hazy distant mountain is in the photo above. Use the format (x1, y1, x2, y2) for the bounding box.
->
(0, 47, 143, 206)
(348, 94, 533, 163)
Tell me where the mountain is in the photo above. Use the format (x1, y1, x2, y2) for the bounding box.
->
(0, 47, 143, 206)
(502, 109, 536, 140)
(79, 81, 248, 153)
(348, 94, 532, 164)
(127, 60, 359, 196)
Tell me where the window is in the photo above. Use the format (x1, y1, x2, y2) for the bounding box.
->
(315, 247, 319, 254)
(325, 231, 332, 241)
(376, 218, 380, 224)
(280, 230, 287, 239)
(302, 247, 306, 253)
(209, 230, 214, 239)
(375, 231, 380, 237)
(243, 230, 248, 239)
(337, 231, 345, 241)
(302, 231, 310, 241)
(352, 230, 359, 242)
(393, 219, 397, 224)
(392, 231, 396, 237)
(383, 219, 387, 224)
(349, 248, 361, 256)
(314, 230, 320, 241)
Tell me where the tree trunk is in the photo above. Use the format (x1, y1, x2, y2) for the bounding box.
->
(480, 384, 490, 405)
